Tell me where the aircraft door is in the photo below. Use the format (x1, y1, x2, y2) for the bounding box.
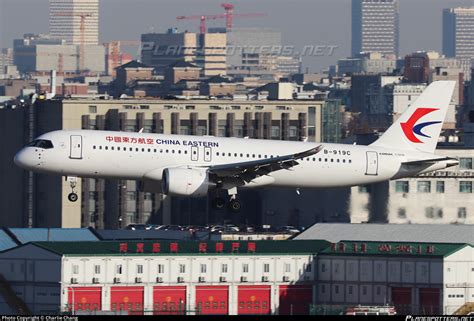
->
(365, 151, 378, 175)
(70, 135, 83, 159)
(204, 147, 212, 162)
(191, 146, 199, 161)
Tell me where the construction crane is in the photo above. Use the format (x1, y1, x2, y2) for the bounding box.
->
(52, 11, 94, 72)
(176, 4, 266, 33)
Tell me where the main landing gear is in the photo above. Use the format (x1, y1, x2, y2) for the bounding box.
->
(66, 176, 79, 202)
(212, 187, 242, 212)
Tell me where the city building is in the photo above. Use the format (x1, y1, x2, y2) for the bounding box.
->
(49, 0, 99, 45)
(443, 7, 474, 59)
(337, 52, 399, 76)
(141, 30, 226, 77)
(349, 147, 474, 225)
(351, 0, 399, 56)
(1, 224, 472, 315)
(13, 34, 105, 74)
(404, 52, 430, 83)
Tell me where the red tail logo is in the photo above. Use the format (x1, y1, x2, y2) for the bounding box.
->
(401, 108, 440, 143)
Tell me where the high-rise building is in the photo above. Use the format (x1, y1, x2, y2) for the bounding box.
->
(351, 0, 399, 56)
(141, 30, 227, 76)
(443, 7, 474, 59)
(49, 0, 99, 45)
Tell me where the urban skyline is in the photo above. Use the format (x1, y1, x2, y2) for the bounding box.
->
(2, 0, 474, 71)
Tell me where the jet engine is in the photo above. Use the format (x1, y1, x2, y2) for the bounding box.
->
(162, 167, 214, 197)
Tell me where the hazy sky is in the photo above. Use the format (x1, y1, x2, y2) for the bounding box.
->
(2, 0, 474, 71)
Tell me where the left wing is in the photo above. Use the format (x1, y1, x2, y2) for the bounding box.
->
(206, 145, 323, 183)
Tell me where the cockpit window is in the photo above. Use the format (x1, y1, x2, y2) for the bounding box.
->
(27, 139, 54, 149)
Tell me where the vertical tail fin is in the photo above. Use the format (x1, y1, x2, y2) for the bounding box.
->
(370, 81, 456, 153)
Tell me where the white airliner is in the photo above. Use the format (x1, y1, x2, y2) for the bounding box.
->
(14, 81, 458, 211)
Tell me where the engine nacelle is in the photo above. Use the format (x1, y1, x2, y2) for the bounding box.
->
(162, 167, 213, 197)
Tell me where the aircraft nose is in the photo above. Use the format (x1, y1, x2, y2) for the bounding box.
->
(14, 148, 36, 170)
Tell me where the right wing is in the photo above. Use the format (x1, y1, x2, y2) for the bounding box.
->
(206, 145, 323, 183)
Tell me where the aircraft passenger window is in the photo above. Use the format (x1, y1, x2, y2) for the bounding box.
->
(246, 154, 249, 157)
(193, 151, 197, 155)
(252, 154, 255, 158)
(142, 148, 145, 152)
(136, 148, 139, 152)
(27, 139, 54, 149)
(331, 159, 333, 162)
(258, 154, 261, 158)
(337, 159, 340, 163)
(93, 146, 96, 149)
(270, 155, 273, 158)
(99, 146, 102, 150)
(319, 158, 322, 162)
(154, 149, 157, 153)
(117, 147, 121, 151)
(111, 147, 114, 151)
(184, 151, 188, 154)
(240, 153, 243, 157)
(265, 155, 268, 158)
(343, 159, 346, 163)
(178, 150, 181, 154)
(234, 153, 237, 157)
(325, 159, 327, 162)
(217, 152, 220, 156)
(228, 153, 231, 156)
(105, 146, 108, 150)
(148, 148, 151, 152)
(166, 150, 169, 153)
(172, 150, 175, 153)
(349, 160, 352, 163)
(313, 158, 315, 161)
(160, 149, 163, 153)
(129, 147, 132, 151)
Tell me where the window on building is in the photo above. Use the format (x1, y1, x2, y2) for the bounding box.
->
(417, 181, 431, 193)
(305, 263, 312, 273)
(72, 264, 79, 275)
(263, 264, 270, 273)
(335, 285, 339, 294)
(458, 207, 467, 219)
(460, 181, 473, 193)
(221, 264, 228, 273)
(436, 181, 445, 193)
(200, 264, 207, 274)
(397, 207, 406, 219)
(137, 264, 143, 274)
(436, 208, 443, 218)
(89, 105, 97, 113)
(321, 263, 326, 272)
(94, 265, 100, 274)
(284, 263, 291, 273)
(395, 181, 409, 193)
(321, 284, 326, 293)
(179, 264, 186, 274)
(242, 264, 249, 273)
(362, 286, 367, 295)
(459, 157, 473, 170)
(348, 285, 353, 295)
(158, 264, 165, 274)
(126, 191, 136, 201)
(425, 207, 434, 218)
(116, 264, 122, 274)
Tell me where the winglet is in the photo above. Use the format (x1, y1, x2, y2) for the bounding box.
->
(294, 145, 323, 160)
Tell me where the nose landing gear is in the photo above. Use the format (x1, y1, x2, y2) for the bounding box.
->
(66, 176, 79, 202)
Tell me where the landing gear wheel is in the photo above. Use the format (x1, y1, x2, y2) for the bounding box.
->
(228, 199, 241, 212)
(68, 193, 78, 202)
(213, 197, 226, 209)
